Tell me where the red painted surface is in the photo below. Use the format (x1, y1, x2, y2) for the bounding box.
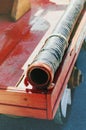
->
(0, 1, 50, 87)
(0, 0, 85, 120)
(0, 0, 68, 88)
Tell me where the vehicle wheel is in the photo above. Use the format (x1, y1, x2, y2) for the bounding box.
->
(54, 66, 82, 124)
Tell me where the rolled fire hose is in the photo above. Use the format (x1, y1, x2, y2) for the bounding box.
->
(26, 0, 86, 89)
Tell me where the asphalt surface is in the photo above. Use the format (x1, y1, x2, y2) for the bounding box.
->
(0, 47, 86, 130)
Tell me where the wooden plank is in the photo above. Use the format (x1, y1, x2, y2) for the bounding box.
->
(46, 94, 53, 120)
(51, 11, 86, 119)
(11, 0, 31, 20)
(52, 56, 76, 118)
(0, 90, 47, 109)
(0, 0, 31, 20)
(52, 51, 75, 106)
(0, 104, 47, 119)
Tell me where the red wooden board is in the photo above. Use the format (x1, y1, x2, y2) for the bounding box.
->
(0, 0, 85, 120)
(0, 0, 68, 88)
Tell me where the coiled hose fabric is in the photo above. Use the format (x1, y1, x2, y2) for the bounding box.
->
(26, 0, 86, 89)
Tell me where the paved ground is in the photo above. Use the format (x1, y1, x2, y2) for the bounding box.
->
(0, 48, 86, 130)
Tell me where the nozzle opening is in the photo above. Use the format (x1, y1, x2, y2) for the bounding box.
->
(28, 68, 49, 86)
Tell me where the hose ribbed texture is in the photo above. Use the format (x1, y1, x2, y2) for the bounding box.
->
(27, 0, 85, 89)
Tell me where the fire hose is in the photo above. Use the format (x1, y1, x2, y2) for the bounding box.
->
(26, 0, 86, 89)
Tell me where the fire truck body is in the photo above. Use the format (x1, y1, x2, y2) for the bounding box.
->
(0, 0, 86, 124)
